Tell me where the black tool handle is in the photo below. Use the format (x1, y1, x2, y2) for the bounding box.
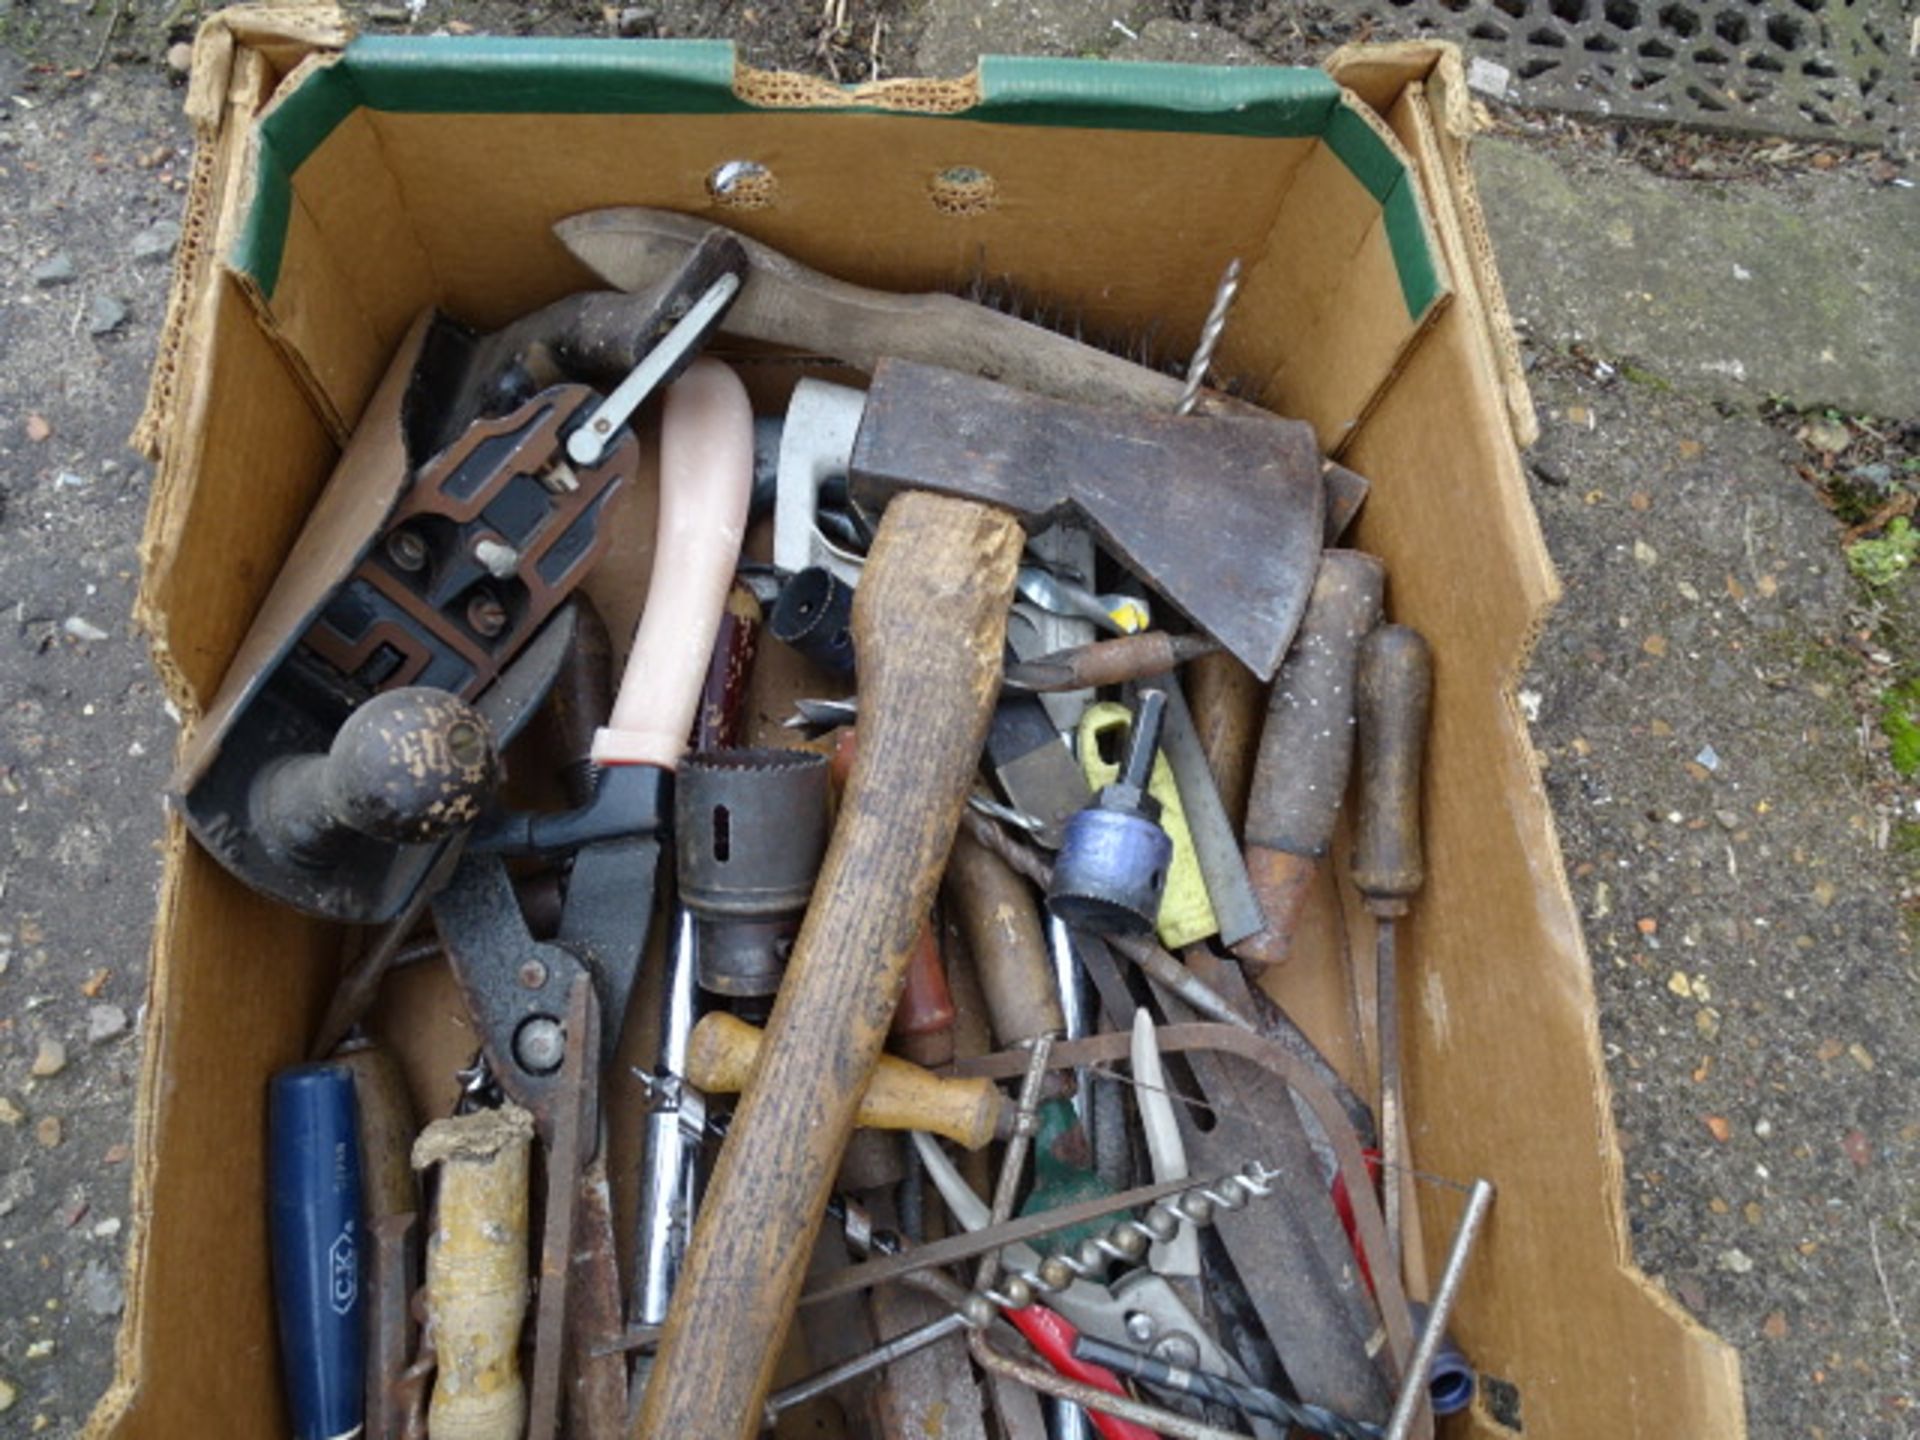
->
(256, 688, 499, 863)
(1351, 624, 1433, 918)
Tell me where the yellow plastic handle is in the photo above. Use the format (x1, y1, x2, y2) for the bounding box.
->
(1076, 701, 1217, 947)
(687, 1012, 1003, 1150)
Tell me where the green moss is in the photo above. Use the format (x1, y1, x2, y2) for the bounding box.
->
(1849, 518, 1920, 588)
(1881, 678, 1920, 777)
(1619, 362, 1671, 392)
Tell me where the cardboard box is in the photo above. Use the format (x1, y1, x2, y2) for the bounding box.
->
(96, 8, 1746, 1437)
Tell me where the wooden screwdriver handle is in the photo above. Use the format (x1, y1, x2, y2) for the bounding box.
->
(633, 490, 1023, 1440)
(686, 1012, 1003, 1149)
(1233, 551, 1385, 967)
(1352, 624, 1433, 917)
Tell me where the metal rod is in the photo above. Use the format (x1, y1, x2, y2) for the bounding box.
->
(1072, 1335, 1381, 1440)
(1044, 922, 1096, 1440)
(765, 1312, 973, 1420)
(1175, 258, 1243, 417)
(1376, 919, 1403, 1276)
(634, 911, 703, 1328)
(971, 1325, 1257, 1440)
(1383, 1179, 1495, 1440)
(975, 1034, 1056, 1296)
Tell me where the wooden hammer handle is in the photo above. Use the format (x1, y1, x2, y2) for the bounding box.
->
(633, 491, 1023, 1440)
(686, 1012, 1003, 1149)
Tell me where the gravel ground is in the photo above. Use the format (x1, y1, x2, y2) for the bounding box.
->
(0, 2, 1914, 1435)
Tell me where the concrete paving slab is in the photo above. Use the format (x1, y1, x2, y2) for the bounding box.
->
(1475, 135, 1920, 417)
(913, 0, 1159, 74)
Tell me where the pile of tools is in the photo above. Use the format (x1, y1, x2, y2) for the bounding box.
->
(180, 208, 1495, 1440)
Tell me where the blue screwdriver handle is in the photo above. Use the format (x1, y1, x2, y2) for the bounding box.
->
(269, 1064, 366, 1440)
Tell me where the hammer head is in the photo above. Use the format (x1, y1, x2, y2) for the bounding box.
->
(847, 360, 1324, 680)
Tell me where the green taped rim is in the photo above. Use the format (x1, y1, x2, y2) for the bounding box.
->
(234, 37, 1440, 320)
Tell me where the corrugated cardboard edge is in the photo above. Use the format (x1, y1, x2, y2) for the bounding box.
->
(95, 16, 348, 1430)
(1332, 37, 1746, 1436)
(131, 3, 353, 731)
(79, 819, 189, 1440)
(1325, 40, 1538, 449)
(735, 60, 981, 113)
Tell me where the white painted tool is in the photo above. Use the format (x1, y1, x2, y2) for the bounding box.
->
(773, 379, 867, 586)
(1131, 1008, 1200, 1279)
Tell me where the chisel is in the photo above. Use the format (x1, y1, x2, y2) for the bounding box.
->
(1352, 623, 1434, 1276)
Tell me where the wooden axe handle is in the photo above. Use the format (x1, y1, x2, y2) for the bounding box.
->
(633, 490, 1022, 1440)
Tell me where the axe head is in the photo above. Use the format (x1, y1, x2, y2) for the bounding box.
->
(848, 359, 1325, 681)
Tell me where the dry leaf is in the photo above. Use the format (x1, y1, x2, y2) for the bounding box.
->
(1643, 634, 1669, 657)
(1842, 1129, 1872, 1167)
(1704, 1115, 1731, 1143)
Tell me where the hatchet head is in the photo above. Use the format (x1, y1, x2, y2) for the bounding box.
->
(848, 359, 1325, 681)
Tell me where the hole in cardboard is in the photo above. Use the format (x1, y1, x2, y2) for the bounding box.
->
(928, 166, 998, 217)
(707, 159, 776, 210)
(1482, 1375, 1524, 1430)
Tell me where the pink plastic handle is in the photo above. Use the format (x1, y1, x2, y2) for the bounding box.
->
(592, 358, 754, 768)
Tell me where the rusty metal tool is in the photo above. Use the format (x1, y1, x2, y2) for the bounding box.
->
(1383, 1180, 1492, 1440)
(686, 1011, 1009, 1148)
(1351, 624, 1434, 1278)
(986, 685, 1093, 851)
(1158, 679, 1265, 949)
(1012, 521, 1100, 734)
(964, 818, 1393, 1423)
(1148, 981, 1393, 1423)
(1182, 651, 1261, 834)
(1234, 552, 1386, 970)
(365, 1212, 418, 1440)
(324, 1040, 419, 1440)
(1071, 1335, 1383, 1440)
(948, 1025, 1416, 1403)
(676, 748, 832, 1003)
(850, 361, 1321, 681)
(560, 208, 1265, 419)
(634, 352, 1321, 1439)
(1006, 631, 1220, 694)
